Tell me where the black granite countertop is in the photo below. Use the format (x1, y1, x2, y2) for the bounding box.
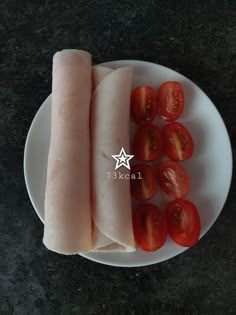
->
(1, 0, 235, 314)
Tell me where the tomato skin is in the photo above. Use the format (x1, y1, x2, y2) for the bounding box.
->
(166, 199, 201, 247)
(162, 122, 194, 161)
(133, 204, 167, 252)
(131, 86, 156, 125)
(157, 160, 190, 199)
(156, 81, 184, 122)
(130, 164, 157, 201)
(133, 123, 162, 162)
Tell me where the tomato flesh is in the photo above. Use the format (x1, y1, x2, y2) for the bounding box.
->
(133, 123, 162, 162)
(166, 199, 201, 247)
(157, 160, 190, 199)
(131, 86, 156, 124)
(156, 81, 184, 122)
(133, 204, 167, 251)
(130, 164, 157, 201)
(162, 122, 194, 161)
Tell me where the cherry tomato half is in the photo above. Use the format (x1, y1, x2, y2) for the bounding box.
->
(131, 86, 156, 124)
(156, 81, 184, 122)
(133, 203, 167, 252)
(162, 122, 194, 161)
(130, 164, 157, 201)
(133, 123, 162, 162)
(166, 199, 201, 247)
(157, 160, 190, 199)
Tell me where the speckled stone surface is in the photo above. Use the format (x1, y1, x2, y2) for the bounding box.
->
(0, 0, 235, 314)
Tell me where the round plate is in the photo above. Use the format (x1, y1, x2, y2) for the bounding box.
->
(24, 60, 232, 267)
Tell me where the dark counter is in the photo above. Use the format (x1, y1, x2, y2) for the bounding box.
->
(0, 0, 235, 314)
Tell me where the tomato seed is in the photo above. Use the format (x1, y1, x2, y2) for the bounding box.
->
(149, 132, 158, 150)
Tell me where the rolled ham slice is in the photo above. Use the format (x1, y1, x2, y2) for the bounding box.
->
(91, 66, 136, 252)
(43, 50, 92, 254)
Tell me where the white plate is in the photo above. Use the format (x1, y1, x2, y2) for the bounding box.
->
(24, 60, 232, 267)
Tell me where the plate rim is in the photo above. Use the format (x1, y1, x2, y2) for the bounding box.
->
(24, 59, 233, 267)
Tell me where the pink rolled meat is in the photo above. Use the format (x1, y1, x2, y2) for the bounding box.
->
(91, 66, 135, 252)
(43, 50, 92, 254)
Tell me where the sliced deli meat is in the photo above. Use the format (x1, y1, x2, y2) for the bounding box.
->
(91, 66, 136, 252)
(43, 50, 92, 254)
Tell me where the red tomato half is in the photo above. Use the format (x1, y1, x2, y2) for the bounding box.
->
(131, 86, 156, 124)
(166, 199, 201, 247)
(133, 123, 162, 162)
(162, 122, 194, 161)
(156, 81, 184, 121)
(133, 204, 167, 252)
(157, 160, 190, 199)
(130, 164, 157, 201)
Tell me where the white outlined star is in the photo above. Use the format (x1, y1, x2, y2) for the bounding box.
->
(112, 147, 134, 170)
